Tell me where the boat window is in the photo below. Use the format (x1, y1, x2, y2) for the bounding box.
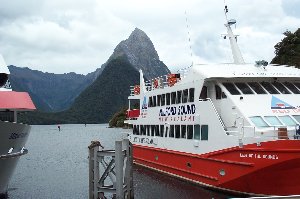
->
(133, 125, 138, 135)
(189, 88, 195, 102)
(272, 82, 291, 94)
(201, 125, 208, 140)
(261, 82, 279, 94)
(146, 125, 150, 136)
(165, 126, 168, 137)
(264, 116, 283, 126)
(292, 115, 300, 123)
(153, 96, 157, 107)
(249, 116, 269, 127)
(187, 125, 193, 139)
(200, 86, 207, 100)
(0, 73, 8, 87)
(157, 95, 161, 106)
(182, 89, 188, 103)
(278, 115, 297, 126)
(155, 125, 160, 136)
(0, 111, 14, 122)
(181, 125, 186, 138)
(166, 93, 171, 105)
(148, 97, 153, 107)
(194, 125, 200, 140)
(234, 83, 253, 94)
(222, 92, 227, 98)
(160, 125, 164, 137)
(171, 92, 176, 104)
(215, 85, 222, 99)
(175, 125, 180, 138)
(176, 90, 182, 104)
(141, 125, 146, 135)
(222, 83, 240, 95)
(248, 82, 267, 94)
(283, 82, 300, 94)
(161, 94, 166, 106)
(169, 125, 175, 138)
(294, 83, 300, 90)
(151, 125, 155, 136)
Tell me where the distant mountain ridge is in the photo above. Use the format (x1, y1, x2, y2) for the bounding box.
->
(8, 65, 97, 112)
(17, 27, 171, 124)
(9, 28, 170, 113)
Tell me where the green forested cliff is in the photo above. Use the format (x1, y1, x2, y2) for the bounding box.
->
(20, 55, 139, 124)
(271, 29, 300, 67)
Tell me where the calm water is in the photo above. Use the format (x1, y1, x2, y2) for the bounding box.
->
(8, 124, 235, 199)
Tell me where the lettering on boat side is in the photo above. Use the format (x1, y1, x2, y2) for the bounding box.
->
(159, 104, 196, 122)
(132, 136, 154, 145)
(9, 132, 28, 140)
(234, 72, 299, 76)
(159, 104, 196, 116)
(239, 153, 279, 160)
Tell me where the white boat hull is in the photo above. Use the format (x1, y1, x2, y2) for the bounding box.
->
(0, 121, 31, 196)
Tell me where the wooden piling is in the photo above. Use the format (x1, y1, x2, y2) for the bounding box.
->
(89, 139, 134, 199)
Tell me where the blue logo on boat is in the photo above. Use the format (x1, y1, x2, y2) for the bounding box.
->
(271, 96, 295, 109)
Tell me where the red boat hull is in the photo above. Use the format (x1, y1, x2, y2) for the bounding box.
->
(133, 140, 300, 196)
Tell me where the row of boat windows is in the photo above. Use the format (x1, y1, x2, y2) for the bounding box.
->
(222, 82, 300, 95)
(133, 124, 208, 140)
(0, 111, 14, 122)
(148, 88, 195, 107)
(250, 115, 300, 127)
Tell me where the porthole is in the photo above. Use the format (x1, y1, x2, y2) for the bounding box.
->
(187, 162, 192, 168)
(219, 169, 226, 176)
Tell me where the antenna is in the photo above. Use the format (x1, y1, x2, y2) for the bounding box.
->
(222, 4, 245, 64)
(185, 11, 193, 66)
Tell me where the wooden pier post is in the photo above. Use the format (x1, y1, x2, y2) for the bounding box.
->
(89, 138, 134, 199)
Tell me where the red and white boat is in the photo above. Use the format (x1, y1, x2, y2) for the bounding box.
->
(0, 55, 35, 198)
(125, 6, 300, 197)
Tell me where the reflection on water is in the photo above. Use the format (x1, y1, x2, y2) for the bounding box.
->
(8, 124, 239, 199)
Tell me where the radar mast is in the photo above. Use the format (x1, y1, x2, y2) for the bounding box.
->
(224, 5, 245, 64)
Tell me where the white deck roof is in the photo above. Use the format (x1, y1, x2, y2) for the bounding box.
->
(192, 63, 300, 79)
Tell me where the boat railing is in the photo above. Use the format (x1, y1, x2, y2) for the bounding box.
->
(129, 73, 183, 94)
(202, 98, 226, 130)
(0, 147, 28, 159)
(234, 124, 300, 141)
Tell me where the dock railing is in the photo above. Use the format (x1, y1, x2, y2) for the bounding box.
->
(88, 139, 134, 199)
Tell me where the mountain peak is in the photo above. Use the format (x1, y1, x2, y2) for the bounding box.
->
(129, 28, 149, 39)
(109, 28, 170, 80)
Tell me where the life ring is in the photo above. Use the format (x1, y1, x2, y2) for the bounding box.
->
(134, 85, 140, 95)
(154, 79, 159, 88)
(167, 74, 177, 87)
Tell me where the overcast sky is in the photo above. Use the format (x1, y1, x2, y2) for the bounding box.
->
(0, 0, 299, 74)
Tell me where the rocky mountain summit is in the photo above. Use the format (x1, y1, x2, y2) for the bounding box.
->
(105, 28, 170, 80)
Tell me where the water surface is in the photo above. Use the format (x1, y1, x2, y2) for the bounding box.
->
(9, 124, 234, 199)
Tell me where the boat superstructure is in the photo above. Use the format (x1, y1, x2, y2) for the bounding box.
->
(125, 6, 300, 196)
(0, 55, 35, 198)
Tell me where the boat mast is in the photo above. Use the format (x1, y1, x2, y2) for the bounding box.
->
(224, 5, 245, 64)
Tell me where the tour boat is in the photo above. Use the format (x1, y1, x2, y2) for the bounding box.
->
(0, 55, 35, 198)
(125, 6, 300, 196)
